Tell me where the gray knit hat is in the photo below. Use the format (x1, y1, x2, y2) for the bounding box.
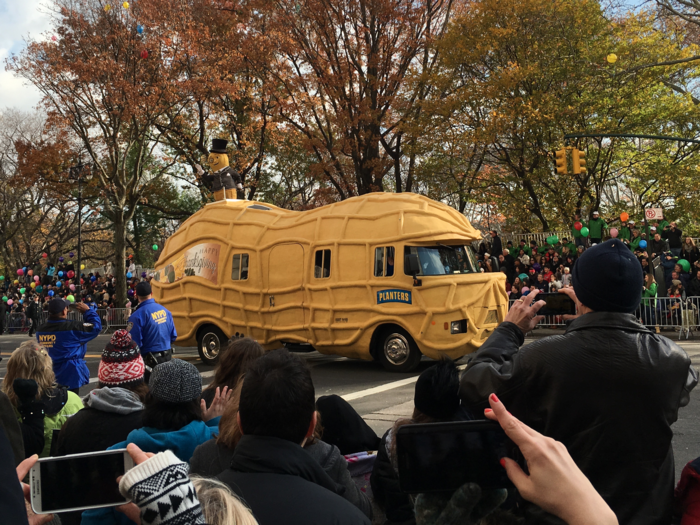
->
(149, 359, 202, 403)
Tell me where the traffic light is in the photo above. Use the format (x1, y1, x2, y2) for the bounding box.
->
(554, 148, 567, 175)
(572, 148, 586, 174)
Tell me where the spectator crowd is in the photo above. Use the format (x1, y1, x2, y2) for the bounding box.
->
(0, 256, 149, 335)
(477, 215, 700, 314)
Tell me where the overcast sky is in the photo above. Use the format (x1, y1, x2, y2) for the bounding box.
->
(0, 0, 51, 114)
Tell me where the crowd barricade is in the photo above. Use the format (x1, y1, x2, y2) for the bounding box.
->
(508, 294, 700, 339)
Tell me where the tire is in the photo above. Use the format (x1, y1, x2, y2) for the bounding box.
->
(197, 325, 227, 366)
(377, 327, 422, 372)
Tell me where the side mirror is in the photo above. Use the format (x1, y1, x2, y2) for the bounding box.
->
(405, 254, 420, 276)
(405, 254, 422, 287)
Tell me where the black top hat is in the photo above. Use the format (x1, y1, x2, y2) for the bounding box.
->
(210, 139, 229, 154)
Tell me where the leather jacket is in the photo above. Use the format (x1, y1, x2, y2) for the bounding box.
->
(460, 312, 698, 525)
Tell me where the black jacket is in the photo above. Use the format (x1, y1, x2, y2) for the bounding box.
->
(371, 429, 415, 525)
(460, 313, 698, 525)
(662, 227, 683, 249)
(55, 406, 143, 456)
(689, 277, 700, 298)
(0, 426, 28, 525)
(218, 435, 370, 525)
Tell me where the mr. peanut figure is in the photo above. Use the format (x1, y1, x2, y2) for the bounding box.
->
(195, 139, 244, 201)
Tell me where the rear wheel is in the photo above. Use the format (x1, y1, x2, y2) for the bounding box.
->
(377, 327, 422, 372)
(197, 325, 227, 366)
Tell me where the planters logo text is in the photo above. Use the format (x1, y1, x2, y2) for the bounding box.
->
(377, 289, 412, 305)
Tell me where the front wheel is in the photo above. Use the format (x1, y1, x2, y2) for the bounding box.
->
(377, 327, 422, 372)
(197, 325, 227, 366)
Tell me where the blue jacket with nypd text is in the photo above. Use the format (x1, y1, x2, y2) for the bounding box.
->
(36, 309, 102, 389)
(127, 298, 177, 354)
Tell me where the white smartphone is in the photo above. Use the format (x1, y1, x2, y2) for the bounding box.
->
(30, 449, 134, 514)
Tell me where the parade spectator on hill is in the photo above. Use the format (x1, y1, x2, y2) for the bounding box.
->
(689, 270, 700, 298)
(642, 273, 659, 326)
(619, 220, 632, 241)
(35, 299, 101, 394)
(217, 349, 370, 525)
(587, 211, 607, 244)
(2, 342, 83, 458)
(682, 237, 699, 267)
(489, 230, 502, 256)
(650, 232, 669, 258)
(460, 240, 698, 524)
(533, 273, 550, 293)
(630, 228, 642, 251)
(662, 222, 684, 257)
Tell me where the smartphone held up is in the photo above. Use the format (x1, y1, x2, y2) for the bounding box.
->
(396, 420, 521, 493)
(30, 449, 134, 514)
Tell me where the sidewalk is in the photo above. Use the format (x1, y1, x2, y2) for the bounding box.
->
(363, 400, 413, 436)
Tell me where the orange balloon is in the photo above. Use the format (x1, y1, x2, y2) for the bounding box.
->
(620, 212, 629, 222)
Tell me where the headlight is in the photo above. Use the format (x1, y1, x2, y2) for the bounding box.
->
(450, 320, 467, 334)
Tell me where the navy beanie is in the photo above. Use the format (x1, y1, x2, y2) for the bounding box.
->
(572, 239, 642, 313)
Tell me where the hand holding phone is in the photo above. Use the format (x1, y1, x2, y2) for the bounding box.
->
(30, 449, 134, 514)
(484, 395, 617, 525)
(17, 455, 54, 525)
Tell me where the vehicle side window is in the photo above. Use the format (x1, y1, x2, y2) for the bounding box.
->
(231, 253, 249, 280)
(374, 246, 395, 277)
(314, 249, 331, 279)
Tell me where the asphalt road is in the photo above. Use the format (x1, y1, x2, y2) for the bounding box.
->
(1, 331, 699, 481)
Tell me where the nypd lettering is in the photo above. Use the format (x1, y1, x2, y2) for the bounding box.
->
(38, 334, 56, 349)
(151, 310, 168, 325)
(377, 289, 412, 305)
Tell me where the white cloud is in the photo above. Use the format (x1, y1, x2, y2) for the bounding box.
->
(0, 0, 52, 113)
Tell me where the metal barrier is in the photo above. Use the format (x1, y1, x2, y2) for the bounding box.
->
(508, 295, 700, 339)
(2, 308, 133, 335)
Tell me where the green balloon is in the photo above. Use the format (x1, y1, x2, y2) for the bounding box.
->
(20, 288, 26, 294)
(580, 226, 590, 237)
(67, 294, 75, 303)
(152, 244, 158, 251)
(550, 235, 559, 244)
(2, 296, 6, 302)
(518, 273, 528, 281)
(36, 286, 43, 292)
(0, 276, 4, 280)
(678, 259, 691, 273)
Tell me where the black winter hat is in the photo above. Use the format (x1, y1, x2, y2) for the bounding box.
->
(572, 239, 642, 313)
(135, 282, 152, 297)
(414, 358, 460, 420)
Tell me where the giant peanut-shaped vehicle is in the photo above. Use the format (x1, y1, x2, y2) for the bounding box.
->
(151, 192, 507, 371)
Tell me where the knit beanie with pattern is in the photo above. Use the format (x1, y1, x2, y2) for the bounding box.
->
(98, 329, 145, 389)
(149, 359, 202, 404)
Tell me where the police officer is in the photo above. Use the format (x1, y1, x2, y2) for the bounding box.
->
(36, 298, 102, 394)
(127, 282, 177, 379)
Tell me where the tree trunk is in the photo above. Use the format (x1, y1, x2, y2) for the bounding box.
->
(113, 214, 127, 306)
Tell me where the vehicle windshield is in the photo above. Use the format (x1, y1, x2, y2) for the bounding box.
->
(404, 245, 477, 276)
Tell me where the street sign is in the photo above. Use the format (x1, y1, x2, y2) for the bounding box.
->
(645, 208, 664, 221)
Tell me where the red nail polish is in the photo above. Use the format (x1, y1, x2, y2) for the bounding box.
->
(484, 408, 493, 413)
(499, 458, 506, 468)
(490, 393, 499, 403)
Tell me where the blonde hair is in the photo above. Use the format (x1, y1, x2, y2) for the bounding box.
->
(2, 341, 56, 407)
(190, 476, 258, 525)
